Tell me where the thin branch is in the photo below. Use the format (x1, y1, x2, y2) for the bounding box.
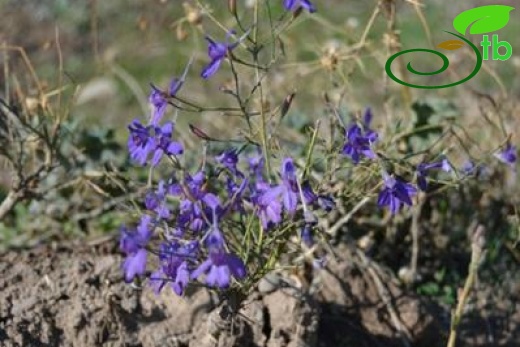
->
(446, 225, 486, 347)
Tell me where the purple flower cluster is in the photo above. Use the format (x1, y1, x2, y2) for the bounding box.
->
(119, 4, 325, 297)
(128, 121, 183, 166)
(122, 81, 333, 294)
(127, 62, 191, 167)
(250, 157, 333, 230)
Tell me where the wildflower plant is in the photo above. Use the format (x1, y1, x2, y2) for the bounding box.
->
(118, 0, 518, 321)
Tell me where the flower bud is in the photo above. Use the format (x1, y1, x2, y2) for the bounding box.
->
(280, 92, 295, 119)
(293, 6, 303, 19)
(228, 0, 237, 17)
(189, 124, 212, 141)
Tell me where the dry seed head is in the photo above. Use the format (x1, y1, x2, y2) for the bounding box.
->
(320, 41, 340, 71)
(183, 2, 203, 25)
(383, 31, 402, 51)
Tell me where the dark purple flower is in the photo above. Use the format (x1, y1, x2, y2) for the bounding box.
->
(150, 240, 199, 295)
(120, 215, 153, 282)
(150, 122, 184, 166)
(416, 158, 451, 191)
(216, 148, 241, 176)
(300, 181, 335, 212)
(128, 120, 155, 165)
(191, 251, 246, 288)
(201, 31, 248, 79)
(342, 108, 379, 164)
(342, 126, 378, 164)
(362, 108, 378, 143)
(201, 37, 233, 79)
(172, 172, 211, 233)
(495, 143, 517, 168)
(377, 172, 417, 214)
(128, 120, 183, 167)
(300, 181, 317, 205)
(284, 0, 316, 13)
(148, 60, 190, 125)
(149, 85, 168, 126)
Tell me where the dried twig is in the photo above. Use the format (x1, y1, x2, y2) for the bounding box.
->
(446, 225, 486, 347)
(326, 196, 371, 237)
(356, 248, 413, 347)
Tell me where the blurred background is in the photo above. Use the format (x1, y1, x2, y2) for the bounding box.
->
(1, 0, 519, 130)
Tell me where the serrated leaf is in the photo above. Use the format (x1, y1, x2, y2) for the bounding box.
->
(436, 39, 464, 50)
(453, 5, 515, 35)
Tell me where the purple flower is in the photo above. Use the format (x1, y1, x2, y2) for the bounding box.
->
(127, 120, 155, 165)
(225, 176, 248, 213)
(284, 0, 316, 13)
(149, 60, 190, 125)
(127, 120, 183, 167)
(342, 109, 378, 164)
(362, 108, 378, 142)
(201, 31, 248, 79)
(145, 181, 171, 219)
(300, 180, 335, 212)
(377, 172, 417, 214)
(216, 148, 241, 176)
(416, 158, 451, 191)
(120, 215, 153, 282)
(192, 251, 247, 288)
(149, 85, 168, 126)
(171, 172, 214, 233)
(279, 158, 299, 214)
(255, 184, 283, 229)
(495, 143, 517, 168)
(150, 240, 199, 295)
(201, 37, 233, 79)
(150, 122, 184, 166)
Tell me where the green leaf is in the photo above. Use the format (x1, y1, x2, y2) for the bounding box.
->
(453, 5, 515, 35)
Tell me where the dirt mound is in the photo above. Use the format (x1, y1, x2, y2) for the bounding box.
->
(0, 239, 517, 347)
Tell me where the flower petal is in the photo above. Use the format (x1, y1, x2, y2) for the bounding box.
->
(201, 59, 223, 79)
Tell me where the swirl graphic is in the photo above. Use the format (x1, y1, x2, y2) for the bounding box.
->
(385, 31, 482, 89)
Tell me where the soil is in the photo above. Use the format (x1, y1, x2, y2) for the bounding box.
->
(0, 238, 518, 347)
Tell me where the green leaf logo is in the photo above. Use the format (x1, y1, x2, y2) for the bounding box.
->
(453, 5, 514, 35)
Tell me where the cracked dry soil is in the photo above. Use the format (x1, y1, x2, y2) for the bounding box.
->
(0, 239, 518, 347)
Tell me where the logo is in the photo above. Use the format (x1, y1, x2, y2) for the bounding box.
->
(385, 5, 515, 89)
